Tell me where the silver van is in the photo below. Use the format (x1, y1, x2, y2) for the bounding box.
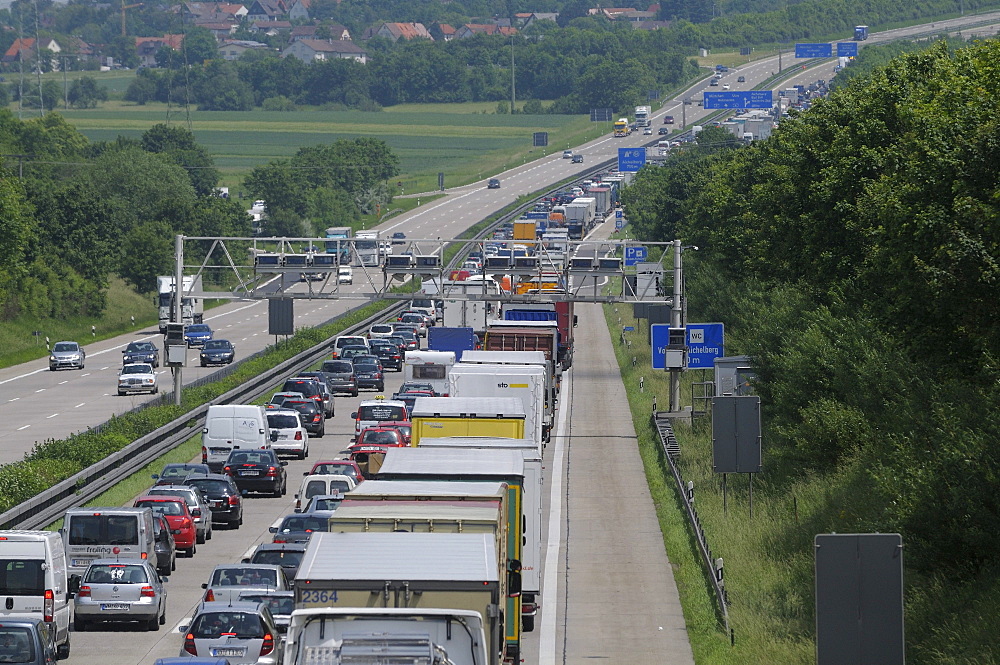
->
(60, 507, 157, 578)
(0, 531, 73, 658)
(202, 404, 269, 472)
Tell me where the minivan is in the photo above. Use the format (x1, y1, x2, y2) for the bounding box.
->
(0, 531, 72, 657)
(351, 399, 408, 440)
(202, 404, 269, 471)
(60, 507, 157, 578)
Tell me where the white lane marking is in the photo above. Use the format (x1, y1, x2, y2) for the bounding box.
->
(100, 366, 109, 371)
(81, 373, 91, 377)
(34, 389, 45, 393)
(0, 368, 46, 386)
(539, 368, 571, 665)
(17, 425, 29, 430)
(58, 380, 69, 385)
(74, 403, 85, 408)
(8, 398, 18, 402)
(46, 413, 59, 419)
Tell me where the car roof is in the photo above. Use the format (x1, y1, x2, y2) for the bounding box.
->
(196, 600, 267, 614)
(267, 408, 301, 418)
(211, 563, 284, 572)
(86, 558, 154, 567)
(184, 473, 235, 482)
(254, 542, 307, 552)
(136, 494, 186, 502)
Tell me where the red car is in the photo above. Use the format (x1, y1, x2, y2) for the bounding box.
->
(134, 495, 198, 556)
(308, 460, 364, 484)
(378, 421, 412, 446)
(356, 427, 407, 448)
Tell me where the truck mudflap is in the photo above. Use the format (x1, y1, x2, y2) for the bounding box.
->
(521, 595, 538, 632)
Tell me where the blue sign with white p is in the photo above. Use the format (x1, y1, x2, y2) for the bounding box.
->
(624, 246, 648, 266)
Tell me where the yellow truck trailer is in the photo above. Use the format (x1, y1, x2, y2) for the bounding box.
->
(409, 396, 526, 446)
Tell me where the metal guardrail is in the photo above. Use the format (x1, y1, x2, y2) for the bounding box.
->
(652, 412, 730, 635)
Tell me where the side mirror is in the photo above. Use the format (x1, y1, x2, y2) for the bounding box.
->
(201, 583, 208, 589)
(191, 508, 201, 517)
(172, 529, 182, 535)
(202, 428, 208, 434)
(268, 526, 278, 533)
(351, 412, 357, 419)
(280, 461, 288, 467)
(68, 575, 81, 595)
(270, 431, 279, 443)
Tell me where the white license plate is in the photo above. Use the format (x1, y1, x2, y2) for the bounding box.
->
(212, 647, 246, 657)
(72, 558, 94, 567)
(101, 603, 129, 611)
(240, 470, 260, 476)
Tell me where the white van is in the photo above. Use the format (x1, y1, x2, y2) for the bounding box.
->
(0, 530, 73, 657)
(60, 507, 157, 578)
(293, 474, 357, 512)
(201, 404, 269, 471)
(351, 399, 408, 440)
(403, 350, 456, 396)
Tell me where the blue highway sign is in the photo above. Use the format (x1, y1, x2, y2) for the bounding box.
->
(686, 323, 724, 369)
(618, 148, 647, 173)
(703, 90, 774, 109)
(795, 43, 833, 58)
(616, 209, 623, 219)
(837, 42, 858, 57)
(624, 246, 648, 266)
(615, 218, 625, 230)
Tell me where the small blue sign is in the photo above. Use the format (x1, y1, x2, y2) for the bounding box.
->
(615, 218, 625, 230)
(837, 42, 858, 57)
(618, 148, 647, 173)
(795, 43, 833, 58)
(616, 209, 623, 219)
(624, 246, 648, 266)
(686, 323, 724, 369)
(703, 90, 774, 109)
(651, 324, 674, 370)
(624, 326, 635, 332)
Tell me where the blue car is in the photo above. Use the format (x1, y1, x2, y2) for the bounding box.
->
(122, 340, 160, 367)
(199, 339, 236, 366)
(184, 323, 213, 348)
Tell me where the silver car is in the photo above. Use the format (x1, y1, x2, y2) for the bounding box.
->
(180, 601, 282, 665)
(49, 341, 85, 371)
(144, 485, 214, 544)
(71, 559, 167, 632)
(201, 564, 290, 605)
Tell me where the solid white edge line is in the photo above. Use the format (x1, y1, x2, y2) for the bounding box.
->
(539, 369, 571, 665)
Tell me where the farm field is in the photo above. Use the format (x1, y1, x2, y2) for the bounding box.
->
(36, 98, 602, 192)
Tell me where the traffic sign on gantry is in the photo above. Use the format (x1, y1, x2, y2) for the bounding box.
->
(795, 43, 833, 58)
(703, 90, 773, 109)
(836, 42, 858, 57)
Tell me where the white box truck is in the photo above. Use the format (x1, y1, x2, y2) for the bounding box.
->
(448, 363, 550, 447)
(403, 350, 456, 397)
(156, 275, 203, 333)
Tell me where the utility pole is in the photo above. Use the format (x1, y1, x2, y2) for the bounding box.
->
(670, 239, 683, 412)
(510, 34, 515, 114)
(173, 235, 184, 406)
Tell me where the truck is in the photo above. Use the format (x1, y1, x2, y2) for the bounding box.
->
(409, 396, 526, 445)
(403, 350, 456, 396)
(448, 363, 549, 447)
(416, 437, 543, 633)
(484, 320, 560, 385)
(427, 326, 477, 361)
(283, 607, 491, 665)
(156, 275, 203, 333)
(513, 220, 536, 241)
(323, 226, 352, 263)
(460, 350, 555, 405)
(854, 24, 869, 40)
(564, 197, 596, 240)
(354, 230, 381, 266)
(293, 531, 514, 665)
(375, 447, 529, 649)
(613, 118, 630, 137)
(500, 303, 575, 370)
(635, 105, 651, 127)
(431, 280, 502, 331)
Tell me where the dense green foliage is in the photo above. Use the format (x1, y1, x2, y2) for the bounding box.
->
(622, 38, 1000, 576)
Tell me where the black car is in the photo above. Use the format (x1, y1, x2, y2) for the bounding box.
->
(183, 473, 244, 528)
(152, 513, 177, 576)
(319, 360, 359, 397)
(222, 448, 288, 497)
(391, 232, 406, 244)
(393, 329, 420, 351)
(241, 543, 308, 582)
(658, 127, 669, 135)
(280, 378, 326, 413)
(269, 511, 337, 544)
(199, 339, 236, 366)
(369, 342, 402, 372)
(122, 341, 159, 367)
(290, 372, 335, 417)
(386, 335, 409, 355)
(352, 359, 385, 391)
(152, 462, 212, 485)
(280, 398, 325, 437)
(488, 178, 501, 189)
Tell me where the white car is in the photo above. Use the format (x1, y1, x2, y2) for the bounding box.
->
(723, 83, 730, 90)
(266, 409, 309, 459)
(368, 323, 395, 340)
(643, 127, 653, 135)
(338, 266, 353, 284)
(118, 363, 157, 395)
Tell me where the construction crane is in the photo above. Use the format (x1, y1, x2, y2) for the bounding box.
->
(121, 1, 143, 37)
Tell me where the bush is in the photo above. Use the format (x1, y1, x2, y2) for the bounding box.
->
(261, 95, 296, 111)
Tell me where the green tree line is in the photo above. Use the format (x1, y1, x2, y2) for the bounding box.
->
(623, 36, 1000, 583)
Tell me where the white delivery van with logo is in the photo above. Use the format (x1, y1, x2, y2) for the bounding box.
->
(0, 530, 73, 657)
(60, 507, 157, 577)
(202, 404, 269, 471)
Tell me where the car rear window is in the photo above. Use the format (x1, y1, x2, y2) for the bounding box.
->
(357, 404, 405, 421)
(267, 414, 300, 429)
(278, 515, 330, 533)
(0, 560, 45, 596)
(211, 568, 278, 587)
(186, 479, 232, 495)
(0, 626, 36, 661)
(85, 564, 149, 584)
(137, 500, 184, 516)
(191, 611, 264, 639)
(251, 550, 304, 567)
(323, 361, 353, 373)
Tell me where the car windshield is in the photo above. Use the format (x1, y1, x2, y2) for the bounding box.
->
(191, 611, 264, 639)
(203, 341, 230, 350)
(126, 342, 153, 352)
(211, 567, 278, 587)
(85, 564, 149, 585)
(322, 361, 353, 373)
(53, 343, 77, 352)
(361, 431, 401, 445)
(137, 500, 184, 516)
(121, 364, 151, 374)
(228, 451, 272, 465)
(278, 516, 330, 533)
(187, 325, 210, 333)
(267, 414, 300, 429)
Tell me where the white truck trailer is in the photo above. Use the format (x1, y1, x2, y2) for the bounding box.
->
(448, 362, 550, 447)
(156, 275, 203, 333)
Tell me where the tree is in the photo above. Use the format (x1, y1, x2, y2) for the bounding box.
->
(118, 220, 174, 292)
(141, 124, 220, 196)
(183, 27, 221, 65)
(124, 75, 157, 105)
(39, 81, 61, 112)
(68, 76, 107, 109)
(0, 172, 34, 316)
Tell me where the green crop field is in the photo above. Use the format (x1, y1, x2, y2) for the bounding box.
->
(32, 96, 604, 192)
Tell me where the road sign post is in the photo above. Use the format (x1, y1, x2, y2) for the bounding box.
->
(624, 246, 648, 266)
(618, 148, 647, 172)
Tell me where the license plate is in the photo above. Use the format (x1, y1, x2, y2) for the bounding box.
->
(72, 558, 94, 567)
(101, 603, 129, 611)
(212, 647, 246, 657)
(210, 448, 229, 453)
(240, 470, 260, 476)
(211, 500, 223, 507)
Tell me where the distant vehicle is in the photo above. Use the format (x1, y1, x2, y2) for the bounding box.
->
(49, 341, 85, 371)
(235, 591, 295, 635)
(658, 127, 669, 135)
(368, 323, 395, 339)
(144, 484, 213, 544)
(318, 360, 358, 396)
(307, 459, 364, 485)
(71, 559, 167, 632)
(270, 511, 337, 542)
(723, 84, 730, 90)
(391, 232, 406, 244)
(183, 473, 244, 529)
(0, 617, 59, 665)
(241, 544, 307, 583)
(200, 565, 290, 605)
(292, 475, 356, 512)
(133, 495, 197, 557)
(266, 409, 309, 460)
(222, 448, 288, 497)
(663, 115, 674, 124)
(123, 341, 159, 367)
(152, 513, 177, 576)
(562, 150, 574, 159)
(338, 266, 353, 284)
(643, 127, 653, 135)
(571, 154, 583, 164)
(302, 493, 346, 513)
(199, 339, 235, 366)
(153, 463, 211, 486)
(118, 363, 158, 396)
(184, 324, 213, 348)
(737, 75, 746, 82)
(488, 178, 501, 189)
(709, 79, 719, 86)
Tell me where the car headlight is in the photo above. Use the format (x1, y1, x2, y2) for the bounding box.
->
(50, 355, 56, 361)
